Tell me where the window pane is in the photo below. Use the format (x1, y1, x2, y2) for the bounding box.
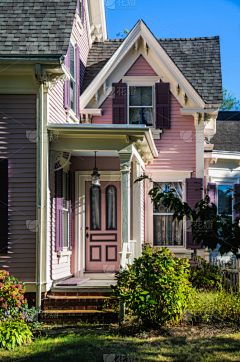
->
(154, 215, 183, 246)
(63, 210, 68, 247)
(91, 186, 100, 230)
(70, 43, 75, 79)
(129, 107, 153, 126)
(107, 186, 116, 229)
(63, 172, 68, 209)
(70, 79, 75, 112)
(129, 86, 152, 106)
(218, 185, 232, 215)
(153, 182, 183, 213)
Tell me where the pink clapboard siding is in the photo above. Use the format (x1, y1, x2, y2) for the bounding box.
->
(0, 94, 36, 282)
(125, 55, 157, 76)
(49, 11, 90, 124)
(146, 93, 196, 176)
(49, 171, 71, 280)
(92, 95, 112, 124)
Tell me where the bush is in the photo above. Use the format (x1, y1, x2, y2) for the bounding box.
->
(0, 319, 32, 350)
(0, 270, 27, 319)
(189, 288, 240, 325)
(111, 244, 193, 327)
(189, 256, 222, 290)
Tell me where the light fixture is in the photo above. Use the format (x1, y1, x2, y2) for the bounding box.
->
(91, 151, 101, 186)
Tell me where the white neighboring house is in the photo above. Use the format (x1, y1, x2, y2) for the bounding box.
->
(205, 111, 240, 262)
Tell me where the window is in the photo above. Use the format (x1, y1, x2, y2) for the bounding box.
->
(153, 182, 183, 246)
(106, 185, 117, 230)
(218, 185, 232, 217)
(129, 86, 153, 126)
(63, 171, 69, 248)
(70, 43, 76, 112)
(91, 186, 101, 230)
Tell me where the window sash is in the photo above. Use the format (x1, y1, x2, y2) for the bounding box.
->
(217, 184, 233, 216)
(63, 172, 69, 248)
(128, 86, 154, 126)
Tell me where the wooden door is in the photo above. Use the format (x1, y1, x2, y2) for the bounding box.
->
(85, 181, 121, 272)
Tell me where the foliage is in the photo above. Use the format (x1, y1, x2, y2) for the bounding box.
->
(220, 88, 240, 111)
(189, 256, 222, 290)
(0, 270, 27, 320)
(111, 244, 193, 327)
(0, 319, 32, 350)
(135, 176, 240, 256)
(116, 29, 130, 38)
(189, 289, 240, 325)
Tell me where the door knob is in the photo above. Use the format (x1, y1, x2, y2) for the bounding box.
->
(86, 232, 89, 238)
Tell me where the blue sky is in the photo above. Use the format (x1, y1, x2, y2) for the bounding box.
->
(105, 0, 240, 101)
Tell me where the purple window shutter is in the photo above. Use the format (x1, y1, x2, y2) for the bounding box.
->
(68, 171, 73, 250)
(234, 184, 240, 221)
(186, 178, 204, 249)
(155, 82, 170, 129)
(208, 183, 216, 206)
(55, 169, 63, 252)
(112, 83, 127, 124)
(64, 80, 70, 109)
(82, 0, 85, 26)
(0, 159, 8, 253)
(76, 0, 80, 14)
(75, 44, 80, 120)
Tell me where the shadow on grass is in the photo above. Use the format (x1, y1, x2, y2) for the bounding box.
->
(1, 332, 240, 362)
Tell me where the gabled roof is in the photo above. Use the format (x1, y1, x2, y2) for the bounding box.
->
(81, 31, 222, 105)
(211, 111, 240, 152)
(0, 0, 77, 56)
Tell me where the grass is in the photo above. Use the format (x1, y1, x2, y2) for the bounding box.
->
(0, 327, 240, 362)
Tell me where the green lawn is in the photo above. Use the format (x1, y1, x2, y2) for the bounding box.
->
(1, 327, 240, 362)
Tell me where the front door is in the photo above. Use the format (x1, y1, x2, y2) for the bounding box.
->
(85, 181, 121, 272)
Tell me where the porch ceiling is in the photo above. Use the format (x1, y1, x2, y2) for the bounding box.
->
(47, 124, 158, 158)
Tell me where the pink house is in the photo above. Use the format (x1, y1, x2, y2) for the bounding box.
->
(0, 0, 226, 313)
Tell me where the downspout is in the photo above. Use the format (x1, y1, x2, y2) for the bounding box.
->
(36, 76, 44, 313)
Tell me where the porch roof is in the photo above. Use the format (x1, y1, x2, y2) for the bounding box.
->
(47, 123, 158, 158)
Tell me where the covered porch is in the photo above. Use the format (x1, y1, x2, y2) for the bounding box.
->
(47, 124, 158, 286)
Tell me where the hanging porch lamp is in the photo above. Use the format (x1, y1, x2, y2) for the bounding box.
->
(91, 151, 101, 186)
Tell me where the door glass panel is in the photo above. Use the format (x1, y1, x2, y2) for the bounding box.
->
(91, 186, 100, 230)
(107, 186, 116, 229)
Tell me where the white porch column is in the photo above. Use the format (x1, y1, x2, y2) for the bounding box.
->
(194, 114, 205, 179)
(118, 145, 133, 267)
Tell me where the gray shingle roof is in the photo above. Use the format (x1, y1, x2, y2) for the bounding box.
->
(211, 111, 240, 152)
(81, 36, 222, 104)
(0, 0, 77, 56)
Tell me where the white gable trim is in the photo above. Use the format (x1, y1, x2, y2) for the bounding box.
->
(81, 20, 206, 110)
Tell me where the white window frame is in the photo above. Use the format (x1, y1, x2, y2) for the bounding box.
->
(145, 171, 193, 250)
(153, 181, 184, 247)
(128, 85, 154, 127)
(126, 81, 156, 128)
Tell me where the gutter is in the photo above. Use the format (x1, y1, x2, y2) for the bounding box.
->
(0, 55, 64, 64)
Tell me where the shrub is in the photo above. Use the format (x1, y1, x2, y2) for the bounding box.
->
(189, 288, 240, 325)
(189, 256, 222, 290)
(0, 270, 27, 319)
(0, 319, 32, 350)
(111, 244, 194, 327)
